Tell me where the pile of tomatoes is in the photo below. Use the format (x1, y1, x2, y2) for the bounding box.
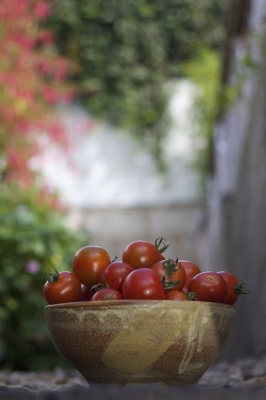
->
(43, 238, 249, 306)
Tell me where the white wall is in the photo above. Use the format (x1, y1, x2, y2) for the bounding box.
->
(66, 203, 205, 268)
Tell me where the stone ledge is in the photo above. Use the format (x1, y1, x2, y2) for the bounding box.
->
(1, 385, 266, 400)
(1, 355, 266, 399)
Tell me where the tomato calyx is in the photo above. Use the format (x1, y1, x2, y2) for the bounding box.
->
(234, 281, 251, 297)
(45, 266, 60, 283)
(163, 258, 180, 279)
(185, 291, 197, 301)
(91, 283, 105, 292)
(162, 279, 181, 290)
(91, 270, 109, 292)
(102, 292, 114, 300)
(155, 237, 170, 254)
(161, 258, 181, 289)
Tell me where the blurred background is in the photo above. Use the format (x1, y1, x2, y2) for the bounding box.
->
(0, 0, 265, 371)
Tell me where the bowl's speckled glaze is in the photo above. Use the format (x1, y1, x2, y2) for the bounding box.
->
(44, 300, 235, 385)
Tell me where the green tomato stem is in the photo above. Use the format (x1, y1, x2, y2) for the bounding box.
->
(45, 266, 60, 283)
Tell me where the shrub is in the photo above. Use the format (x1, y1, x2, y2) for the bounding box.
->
(0, 184, 88, 370)
(0, 0, 73, 185)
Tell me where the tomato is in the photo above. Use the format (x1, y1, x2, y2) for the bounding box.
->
(90, 288, 123, 301)
(97, 261, 134, 292)
(122, 268, 165, 300)
(165, 290, 187, 301)
(217, 271, 250, 305)
(43, 270, 81, 305)
(179, 260, 201, 293)
(72, 245, 111, 286)
(165, 290, 197, 301)
(150, 258, 186, 291)
(122, 240, 161, 269)
(158, 253, 166, 261)
(79, 284, 97, 301)
(188, 271, 228, 303)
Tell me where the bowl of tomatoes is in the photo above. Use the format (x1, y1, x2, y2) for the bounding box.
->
(43, 238, 248, 385)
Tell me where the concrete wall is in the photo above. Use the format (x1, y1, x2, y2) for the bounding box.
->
(66, 202, 205, 267)
(223, 38, 266, 358)
(201, 0, 266, 358)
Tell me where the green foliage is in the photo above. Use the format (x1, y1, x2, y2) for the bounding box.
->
(48, 0, 228, 160)
(0, 184, 89, 371)
(180, 47, 221, 184)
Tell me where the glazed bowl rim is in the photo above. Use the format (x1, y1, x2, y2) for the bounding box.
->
(44, 300, 235, 311)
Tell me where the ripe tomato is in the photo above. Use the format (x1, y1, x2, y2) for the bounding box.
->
(165, 290, 197, 301)
(43, 270, 81, 305)
(79, 284, 97, 301)
(72, 245, 111, 286)
(165, 290, 187, 301)
(90, 288, 123, 301)
(122, 240, 161, 269)
(97, 261, 134, 292)
(122, 268, 165, 300)
(179, 260, 201, 293)
(217, 271, 250, 305)
(188, 271, 228, 303)
(150, 259, 186, 291)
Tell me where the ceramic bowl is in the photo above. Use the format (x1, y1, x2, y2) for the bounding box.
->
(44, 300, 235, 385)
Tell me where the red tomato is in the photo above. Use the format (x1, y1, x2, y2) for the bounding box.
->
(79, 284, 97, 301)
(72, 245, 111, 286)
(165, 290, 187, 301)
(217, 271, 250, 305)
(179, 260, 201, 293)
(122, 268, 165, 300)
(90, 288, 123, 301)
(43, 270, 81, 305)
(150, 259, 186, 291)
(165, 290, 197, 301)
(97, 261, 134, 292)
(188, 271, 228, 303)
(122, 240, 161, 269)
